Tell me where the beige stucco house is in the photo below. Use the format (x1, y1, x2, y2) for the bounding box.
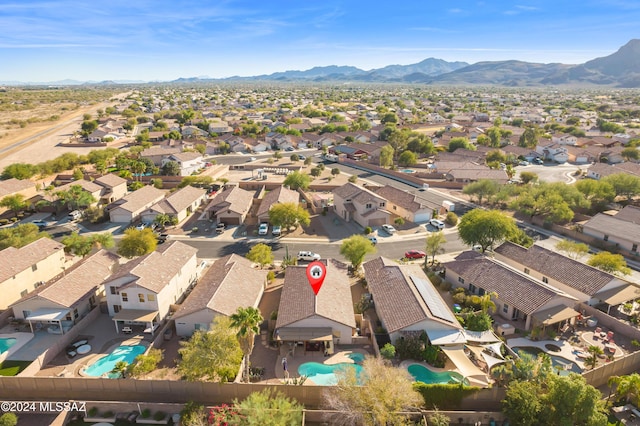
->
(108, 185, 165, 223)
(333, 183, 390, 228)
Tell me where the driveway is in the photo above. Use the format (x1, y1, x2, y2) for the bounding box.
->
(515, 163, 586, 183)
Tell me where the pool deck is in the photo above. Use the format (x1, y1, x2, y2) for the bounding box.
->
(0, 332, 34, 363)
(77, 338, 149, 377)
(273, 348, 371, 385)
(399, 359, 487, 387)
(507, 337, 586, 370)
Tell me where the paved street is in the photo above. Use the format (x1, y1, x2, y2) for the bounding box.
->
(514, 162, 588, 183)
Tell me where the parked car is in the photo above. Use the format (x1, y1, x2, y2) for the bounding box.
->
(430, 219, 445, 230)
(31, 219, 49, 229)
(404, 250, 426, 259)
(248, 157, 257, 162)
(157, 233, 169, 244)
(297, 251, 321, 261)
(285, 147, 295, 152)
(298, 154, 306, 160)
(272, 225, 281, 236)
(381, 224, 397, 234)
(533, 157, 544, 164)
(258, 223, 269, 235)
(215, 223, 226, 234)
(68, 210, 82, 221)
(368, 236, 378, 245)
(519, 160, 529, 166)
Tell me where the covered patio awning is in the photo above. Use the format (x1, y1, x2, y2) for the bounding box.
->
(440, 345, 489, 387)
(595, 285, 640, 306)
(26, 308, 69, 322)
(112, 309, 158, 323)
(427, 328, 467, 346)
(275, 327, 333, 342)
(532, 305, 580, 326)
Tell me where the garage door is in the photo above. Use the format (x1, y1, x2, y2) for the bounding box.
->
(220, 215, 240, 225)
(368, 218, 387, 227)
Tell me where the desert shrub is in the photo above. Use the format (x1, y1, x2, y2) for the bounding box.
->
(445, 211, 458, 226)
(452, 291, 467, 305)
(380, 343, 396, 360)
(266, 271, 275, 283)
(413, 383, 481, 410)
(439, 281, 452, 291)
(364, 226, 372, 235)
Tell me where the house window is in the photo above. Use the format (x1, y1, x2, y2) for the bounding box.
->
(73, 308, 78, 319)
(147, 294, 156, 302)
(458, 277, 465, 284)
(380, 202, 385, 207)
(542, 277, 549, 284)
(478, 287, 485, 296)
(524, 268, 530, 275)
(20, 290, 28, 298)
(121, 292, 128, 302)
(503, 304, 509, 314)
(469, 284, 477, 294)
(32, 264, 37, 272)
(604, 235, 609, 241)
(393, 206, 397, 210)
(113, 305, 120, 313)
(366, 203, 372, 209)
(138, 294, 145, 303)
(633, 244, 638, 253)
(110, 286, 117, 295)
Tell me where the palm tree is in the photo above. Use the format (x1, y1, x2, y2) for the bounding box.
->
(154, 213, 171, 230)
(609, 373, 640, 406)
(230, 307, 264, 383)
(585, 345, 604, 370)
(479, 291, 498, 314)
(111, 361, 129, 378)
(425, 231, 447, 267)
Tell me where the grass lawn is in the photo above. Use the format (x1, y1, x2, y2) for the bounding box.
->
(0, 360, 31, 376)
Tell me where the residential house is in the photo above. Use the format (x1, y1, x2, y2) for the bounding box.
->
(0, 239, 66, 310)
(536, 142, 569, 163)
(552, 133, 578, 146)
(0, 178, 37, 214)
(11, 250, 118, 334)
(87, 129, 122, 143)
(257, 186, 300, 224)
(181, 126, 209, 138)
(161, 152, 204, 176)
(245, 138, 270, 153)
(329, 142, 386, 162)
(501, 145, 540, 162)
(208, 121, 233, 134)
(104, 241, 198, 332)
(94, 174, 128, 204)
(363, 257, 464, 344)
(583, 206, 640, 254)
(444, 251, 579, 330)
(140, 146, 182, 166)
(205, 185, 254, 225)
(566, 146, 599, 164)
(108, 185, 165, 223)
(266, 133, 296, 151)
(275, 259, 356, 352)
(300, 133, 323, 149)
(173, 254, 267, 337)
(372, 185, 435, 223)
(586, 162, 640, 180)
(333, 182, 390, 227)
(140, 186, 207, 225)
(445, 168, 509, 184)
(54, 180, 103, 207)
(493, 242, 638, 310)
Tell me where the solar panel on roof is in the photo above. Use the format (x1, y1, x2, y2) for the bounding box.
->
(410, 275, 457, 324)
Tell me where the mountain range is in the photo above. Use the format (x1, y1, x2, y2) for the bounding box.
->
(3, 39, 640, 87)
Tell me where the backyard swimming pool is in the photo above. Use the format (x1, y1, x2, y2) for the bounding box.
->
(347, 352, 365, 363)
(407, 364, 470, 385)
(83, 345, 146, 377)
(298, 362, 363, 385)
(0, 338, 17, 354)
(512, 346, 582, 375)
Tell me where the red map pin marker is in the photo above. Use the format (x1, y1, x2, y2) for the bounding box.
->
(306, 261, 326, 296)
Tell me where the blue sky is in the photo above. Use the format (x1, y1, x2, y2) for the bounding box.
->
(1, 0, 639, 82)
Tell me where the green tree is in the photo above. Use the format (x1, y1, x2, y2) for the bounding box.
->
(1, 163, 38, 179)
(380, 343, 396, 360)
(117, 228, 157, 258)
(425, 231, 447, 266)
(587, 251, 631, 275)
(111, 360, 129, 378)
(339, 235, 377, 271)
(518, 127, 539, 148)
(609, 373, 640, 407)
(380, 112, 399, 124)
(153, 213, 173, 229)
(575, 179, 615, 208)
(180, 402, 207, 426)
(72, 168, 84, 180)
(56, 184, 97, 210)
(502, 379, 543, 425)
(230, 307, 264, 383)
(427, 411, 451, 426)
(486, 150, 506, 164)
(331, 167, 340, 176)
(61, 232, 114, 257)
(246, 243, 274, 268)
(0, 413, 18, 426)
(0, 223, 50, 250)
(448, 137, 475, 152)
(129, 348, 163, 378)
(310, 167, 322, 178)
(398, 150, 417, 167)
(602, 173, 640, 201)
(283, 171, 311, 190)
(510, 185, 578, 223)
(178, 316, 243, 382)
(0, 194, 27, 217)
(234, 389, 304, 426)
(268, 202, 310, 232)
(161, 161, 181, 176)
(457, 209, 518, 252)
(584, 345, 604, 369)
(324, 356, 422, 426)
(379, 145, 394, 168)
(462, 179, 500, 205)
(519, 171, 538, 184)
(506, 228, 534, 248)
(290, 154, 299, 162)
(304, 157, 313, 166)
(555, 240, 589, 260)
(622, 147, 640, 161)
(81, 120, 98, 136)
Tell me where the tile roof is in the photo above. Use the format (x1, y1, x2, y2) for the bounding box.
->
(95, 173, 127, 188)
(55, 179, 103, 194)
(333, 182, 385, 205)
(257, 186, 300, 218)
(275, 259, 355, 329)
(0, 178, 35, 198)
(141, 146, 181, 157)
(363, 257, 461, 333)
(151, 186, 206, 215)
(206, 186, 254, 216)
(0, 238, 65, 283)
(444, 252, 566, 315)
(20, 250, 118, 308)
(613, 205, 640, 224)
(373, 185, 438, 212)
(169, 152, 203, 162)
(584, 213, 640, 244)
(173, 254, 266, 319)
(111, 185, 165, 213)
(106, 241, 198, 293)
(493, 242, 616, 295)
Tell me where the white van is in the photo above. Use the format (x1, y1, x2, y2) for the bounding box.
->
(68, 210, 82, 221)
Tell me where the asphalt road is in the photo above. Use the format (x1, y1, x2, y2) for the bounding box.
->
(514, 163, 588, 183)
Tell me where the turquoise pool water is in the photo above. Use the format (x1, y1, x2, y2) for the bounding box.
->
(401, 169, 415, 173)
(347, 352, 365, 363)
(84, 345, 146, 377)
(407, 364, 470, 385)
(298, 362, 363, 385)
(512, 346, 582, 375)
(0, 338, 17, 354)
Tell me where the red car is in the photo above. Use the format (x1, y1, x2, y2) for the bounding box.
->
(404, 250, 426, 259)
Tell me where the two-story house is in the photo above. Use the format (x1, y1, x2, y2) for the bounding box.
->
(205, 185, 254, 225)
(104, 241, 198, 333)
(536, 142, 569, 163)
(108, 185, 165, 223)
(94, 174, 128, 204)
(161, 152, 204, 176)
(140, 186, 207, 225)
(371, 185, 436, 223)
(333, 183, 391, 227)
